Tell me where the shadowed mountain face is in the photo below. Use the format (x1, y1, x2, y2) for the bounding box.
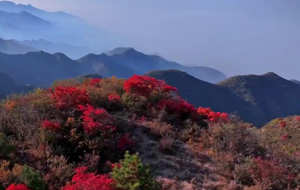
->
(0, 38, 37, 54)
(0, 70, 35, 99)
(291, 79, 300, 85)
(103, 47, 226, 83)
(77, 53, 137, 79)
(0, 51, 83, 87)
(218, 72, 300, 124)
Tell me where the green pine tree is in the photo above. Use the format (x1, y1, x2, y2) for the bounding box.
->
(111, 151, 161, 190)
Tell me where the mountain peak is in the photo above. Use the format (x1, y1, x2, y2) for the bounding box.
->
(0, 1, 16, 5)
(145, 69, 189, 77)
(105, 47, 138, 56)
(262, 72, 280, 78)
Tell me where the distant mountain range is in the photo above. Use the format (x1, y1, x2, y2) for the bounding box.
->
(0, 37, 98, 59)
(0, 38, 37, 54)
(0, 51, 82, 87)
(80, 47, 226, 83)
(0, 10, 54, 40)
(0, 0, 80, 23)
(0, 1, 121, 48)
(0, 47, 226, 87)
(146, 70, 300, 127)
(14, 39, 96, 59)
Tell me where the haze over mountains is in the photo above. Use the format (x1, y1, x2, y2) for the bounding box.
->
(0, 38, 37, 54)
(14, 39, 95, 59)
(0, 0, 120, 48)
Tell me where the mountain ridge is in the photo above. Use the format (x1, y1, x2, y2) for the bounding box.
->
(15, 39, 96, 59)
(104, 47, 227, 83)
(218, 72, 300, 123)
(0, 38, 37, 54)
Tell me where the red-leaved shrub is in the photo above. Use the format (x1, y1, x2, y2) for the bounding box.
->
(42, 120, 61, 131)
(62, 167, 114, 190)
(118, 133, 135, 150)
(197, 107, 229, 122)
(157, 99, 196, 118)
(279, 121, 286, 128)
(249, 157, 295, 189)
(124, 75, 177, 97)
(50, 87, 90, 110)
(6, 184, 31, 190)
(89, 79, 101, 87)
(108, 94, 120, 102)
(78, 104, 115, 134)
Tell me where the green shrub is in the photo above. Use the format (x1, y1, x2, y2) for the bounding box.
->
(21, 165, 47, 190)
(111, 151, 161, 190)
(0, 132, 15, 158)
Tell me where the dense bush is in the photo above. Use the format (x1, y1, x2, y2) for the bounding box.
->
(62, 167, 114, 190)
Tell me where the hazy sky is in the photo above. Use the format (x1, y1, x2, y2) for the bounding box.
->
(8, 0, 300, 79)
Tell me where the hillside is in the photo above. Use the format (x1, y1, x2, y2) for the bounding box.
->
(0, 75, 299, 190)
(261, 115, 300, 156)
(218, 72, 300, 123)
(145, 70, 266, 126)
(104, 47, 227, 83)
(0, 38, 36, 54)
(0, 70, 34, 98)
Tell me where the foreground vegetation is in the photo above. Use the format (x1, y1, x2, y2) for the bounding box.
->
(0, 75, 300, 190)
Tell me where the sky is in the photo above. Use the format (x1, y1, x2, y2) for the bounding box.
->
(8, 0, 300, 79)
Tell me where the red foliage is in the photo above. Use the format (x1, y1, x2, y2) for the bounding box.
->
(78, 105, 115, 134)
(90, 78, 101, 86)
(279, 121, 286, 128)
(118, 133, 135, 150)
(279, 134, 291, 141)
(197, 107, 229, 122)
(157, 99, 196, 117)
(250, 157, 295, 183)
(124, 75, 177, 97)
(50, 87, 90, 110)
(108, 94, 121, 102)
(42, 120, 61, 131)
(6, 184, 31, 190)
(295, 116, 300, 122)
(63, 167, 114, 190)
